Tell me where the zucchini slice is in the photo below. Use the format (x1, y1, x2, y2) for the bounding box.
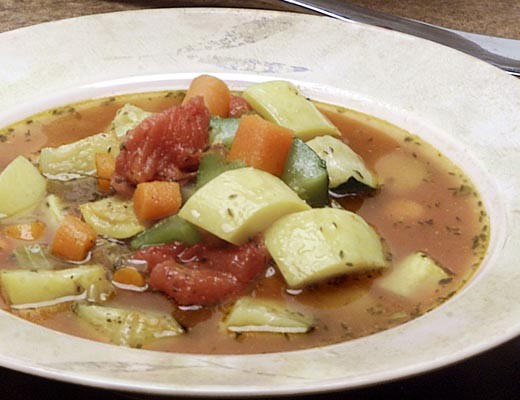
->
(80, 196, 145, 239)
(74, 303, 183, 347)
(243, 81, 339, 141)
(0, 264, 114, 308)
(306, 135, 378, 196)
(281, 137, 329, 207)
(265, 208, 387, 288)
(109, 104, 151, 138)
(39, 131, 120, 180)
(223, 297, 314, 333)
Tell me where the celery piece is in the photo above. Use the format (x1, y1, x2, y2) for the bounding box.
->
(74, 303, 183, 348)
(0, 264, 114, 308)
(45, 194, 66, 224)
(243, 81, 339, 141)
(375, 252, 450, 299)
(13, 244, 53, 270)
(265, 208, 386, 288)
(282, 137, 329, 207)
(0, 156, 47, 218)
(39, 131, 120, 180)
(80, 196, 145, 239)
(179, 167, 310, 245)
(209, 117, 240, 148)
(130, 215, 201, 250)
(196, 151, 245, 189)
(224, 297, 314, 333)
(307, 135, 378, 195)
(109, 104, 151, 138)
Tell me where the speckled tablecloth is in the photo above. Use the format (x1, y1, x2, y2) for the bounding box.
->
(0, 1, 519, 399)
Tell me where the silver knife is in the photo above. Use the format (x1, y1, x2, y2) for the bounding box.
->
(279, 0, 520, 76)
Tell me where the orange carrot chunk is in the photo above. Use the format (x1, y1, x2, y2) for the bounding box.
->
(4, 221, 46, 241)
(113, 266, 146, 287)
(95, 153, 116, 193)
(51, 215, 97, 261)
(183, 75, 231, 117)
(133, 181, 182, 222)
(227, 115, 295, 177)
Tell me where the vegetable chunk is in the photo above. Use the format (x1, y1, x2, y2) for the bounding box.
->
(0, 264, 113, 308)
(243, 81, 339, 141)
(227, 115, 295, 177)
(39, 132, 120, 180)
(183, 74, 231, 117)
(265, 208, 386, 288)
(0, 156, 47, 218)
(51, 215, 97, 261)
(375, 252, 450, 299)
(74, 303, 183, 348)
(179, 167, 310, 245)
(224, 297, 314, 333)
(307, 135, 378, 190)
(133, 181, 182, 221)
(80, 196, 145, 239)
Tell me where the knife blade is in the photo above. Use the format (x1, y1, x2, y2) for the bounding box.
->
(279, 0, 520, 76)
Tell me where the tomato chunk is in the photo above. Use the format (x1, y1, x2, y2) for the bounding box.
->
(134, 238, 270, 306)
(112, 97, 210, 195)
(229, 95, 252, 118)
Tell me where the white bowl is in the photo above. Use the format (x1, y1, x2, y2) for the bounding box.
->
(0, 8, 519, 396)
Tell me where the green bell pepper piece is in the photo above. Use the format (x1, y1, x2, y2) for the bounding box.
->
(130, 215, 201, 250)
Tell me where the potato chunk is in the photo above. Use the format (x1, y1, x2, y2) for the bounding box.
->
(265, 208, 386, 288)
(375, 252, 450, 299)
(0, 156, 46, 218)
(243, 81, 339, 141)
(179, 167, 310, 245)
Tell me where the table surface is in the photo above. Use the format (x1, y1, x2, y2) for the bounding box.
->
(0, 1, 519, 399)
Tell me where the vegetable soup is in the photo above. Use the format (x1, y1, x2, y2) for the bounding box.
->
(0, 77, 489, 354)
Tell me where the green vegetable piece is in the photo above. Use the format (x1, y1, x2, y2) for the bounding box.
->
(265, 208, 387, 288)
(0, 156, 47, 218)
(74, 303, 183, 348)
(306, 135, 378, 192)
(179, 167, 310, 246)
(282, 137, 329, 207)
(109, 104, 151, 138)
(196, 151, 245, 189)
(209, 116, 240, 148)
(0, 264, 114, 308)
(13, 244, 52, 270)
(130, 215, 201, 250)
(375, 252, 451, 299)
(80, 196, 145, 239)
(39, 132, 120, 180)
(224, 297, 315, 333)
(243, 81, 340, 141)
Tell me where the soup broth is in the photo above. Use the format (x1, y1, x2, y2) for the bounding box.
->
(0, 86, 488, 354)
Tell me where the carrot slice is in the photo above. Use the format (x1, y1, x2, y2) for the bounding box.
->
(227, 115, 295, 177)
(95, 153, 116, 192)
(113, 267, 146, 287)
(183, 75, 231, 117)
(133, 181, 182, 221)
(4, 221, 46, 241)
(51, 215, 97, 261)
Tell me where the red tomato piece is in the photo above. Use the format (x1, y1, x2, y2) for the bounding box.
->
(112, 96, 210, 195)
(134, 237, 270, 306)
(228, 95, 252, 118)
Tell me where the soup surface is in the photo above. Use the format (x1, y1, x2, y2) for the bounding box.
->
(0, 80, 488, 354)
